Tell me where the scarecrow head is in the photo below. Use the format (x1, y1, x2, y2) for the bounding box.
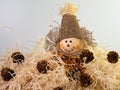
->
(56, 2, 93, 55)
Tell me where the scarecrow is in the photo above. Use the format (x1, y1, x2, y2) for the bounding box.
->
(55, 3, 94, 87)
(44, 2, 119, 87)
(44, 2, 94, 87)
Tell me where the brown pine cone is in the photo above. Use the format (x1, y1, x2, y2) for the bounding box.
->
(36, 60, 49, 74)
(11, 52, 24, 64)
(1, 68, 16, 81)
(80, 50, 94, 63)
(80, 73, 93, 87)
(107, 51, 119, 63)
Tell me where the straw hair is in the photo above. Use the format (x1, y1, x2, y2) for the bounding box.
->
(60, 2, 79, 16)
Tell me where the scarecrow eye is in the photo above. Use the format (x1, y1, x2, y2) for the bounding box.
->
(70, 40, 72, 43)
(65, 40, 68, 43)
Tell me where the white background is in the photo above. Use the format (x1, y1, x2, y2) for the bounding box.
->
(0, 0, 120, 54)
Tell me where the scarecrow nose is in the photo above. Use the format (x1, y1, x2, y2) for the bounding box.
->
(67, 44, 70, 47)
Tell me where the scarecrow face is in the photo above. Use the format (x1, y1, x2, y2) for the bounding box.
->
(60, 38, 83, 54)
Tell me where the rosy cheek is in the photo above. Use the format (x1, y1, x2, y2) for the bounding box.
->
(75, 45, 80, 50)
(60, 43, 63, 49)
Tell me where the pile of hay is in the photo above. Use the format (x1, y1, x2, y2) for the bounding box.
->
(0, 41, 120, 90)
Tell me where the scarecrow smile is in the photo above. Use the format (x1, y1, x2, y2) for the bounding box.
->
(63, 46, 75, 53)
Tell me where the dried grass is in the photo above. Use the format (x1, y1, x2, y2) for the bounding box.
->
(0, 40, 120, 90)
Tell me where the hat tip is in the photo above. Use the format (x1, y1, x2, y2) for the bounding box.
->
(60, 2, 79, 16)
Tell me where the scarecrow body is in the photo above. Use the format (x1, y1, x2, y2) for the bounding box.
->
(54, 3, 94, 86)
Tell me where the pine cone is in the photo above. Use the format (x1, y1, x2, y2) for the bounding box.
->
(11, 52, 24, 64)
(80, 73, 92, 87)
(107, 51, 119, 63)
(1, 68, 16, 81)
(80, 50, 94, 63)
(36, 60, 49, 74)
